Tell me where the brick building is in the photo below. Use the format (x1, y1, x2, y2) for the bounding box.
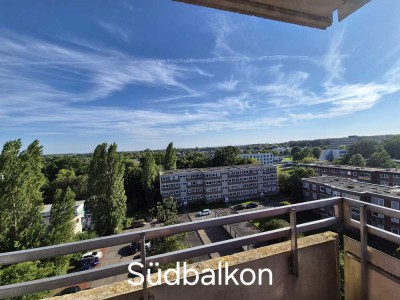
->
(302, 176, 400, 235)
(300, 163, 400, 187)
(160, 164, 277, 206)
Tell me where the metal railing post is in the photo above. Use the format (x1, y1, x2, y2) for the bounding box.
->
(140, 234, 148, 300)
(289, 208, 299, 277)
(360, 205, 368, 300)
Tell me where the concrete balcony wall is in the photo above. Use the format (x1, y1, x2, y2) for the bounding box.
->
(50, 232, 339, 300)
(344, 236, 400, 300)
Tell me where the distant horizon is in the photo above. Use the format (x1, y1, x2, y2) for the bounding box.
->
(33, 132, 398, 155)
(1, 1, 400, 154)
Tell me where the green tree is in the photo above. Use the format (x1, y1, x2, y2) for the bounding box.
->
(88, 143, 127, 236)
(0, 140, 46, 252)
(367, 150, 397, 168)
(278, 173, 291, 194)
(47, 187, 75, 245)
(0, 261, 56, 300)
(153, 198, 187, 258)
(348, 140, 380, 159)
(384, 135, 400, 159)
(288, 167, 315, 201)
(155, 197, 179, 224)
(141, 151, 158, 207)
(290, 146, 301, 156)
(124, 163, 146, 211)
(300, 156, 318, 164)
(312, 147, 322, 159)
(177, 151, 209, 168)
(348, 154, 366, 167)
(211, 146, 241, 166)
(48, 169, 88, 202)
(164, 142, 177, 170)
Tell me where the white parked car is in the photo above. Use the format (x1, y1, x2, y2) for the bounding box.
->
(82, 251, 103, 259)
(196, 209, 211, 217)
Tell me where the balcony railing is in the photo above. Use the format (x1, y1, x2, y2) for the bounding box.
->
(0, 197, 400, 299)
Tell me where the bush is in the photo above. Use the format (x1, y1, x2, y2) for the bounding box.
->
(123, 217, 134, 229)
(261, 219, 290, 231)
(280, 201, 291, 206)
(394, 247, 400, 260)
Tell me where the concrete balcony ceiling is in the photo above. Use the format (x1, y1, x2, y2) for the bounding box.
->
(175, 0, 371, 29)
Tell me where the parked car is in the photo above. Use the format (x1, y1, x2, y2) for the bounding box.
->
(82, 251, 103, 259)
(76, 257, 100, 269)
(246, 202, 258, 209)
(234, 204, 245, 210)
(196, 209, 210, 217)
(76, 264, 93, 272)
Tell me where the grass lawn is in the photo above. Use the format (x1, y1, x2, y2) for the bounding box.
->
(282, 156, 292, 162)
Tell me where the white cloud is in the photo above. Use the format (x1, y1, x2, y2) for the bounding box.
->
(97, 21, 131, 42)
(216, 76, 240, 91)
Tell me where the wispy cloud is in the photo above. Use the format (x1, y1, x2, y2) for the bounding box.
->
(216, 76, 240, 91)
(97, 21, 131, 42)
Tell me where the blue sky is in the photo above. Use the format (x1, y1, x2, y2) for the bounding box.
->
(1, 0, 399, 153)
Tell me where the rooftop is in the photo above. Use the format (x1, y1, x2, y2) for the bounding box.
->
(160, 164, 275, 175)
(301, 163, 400, 174)
(304, 176, 400, 199)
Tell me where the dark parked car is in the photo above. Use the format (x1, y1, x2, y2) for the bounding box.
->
(234, 204, 245, 210)
(76, 264, 93, 272)
(76, 257, 100, 269)
(246, 202, 258, 209)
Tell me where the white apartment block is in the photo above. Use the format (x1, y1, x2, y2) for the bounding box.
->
(329, 136, 359, 149)
(239, 153, 274, 165)
(160, 164, 277, 206)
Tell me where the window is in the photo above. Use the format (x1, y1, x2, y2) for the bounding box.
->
(371, 197, 384, 218)
(320, 186, 324, 192)
(353, 172, 357, 176)
(312, 184, 317, 190)
(351, 207, 360, 220)
(391, 201, 399, 223)
(380, 174, 389, 179)
(392, 228, 400, 235)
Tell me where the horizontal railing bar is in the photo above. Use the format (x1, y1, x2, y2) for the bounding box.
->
(344, 198, 400, 219)
(342, 214, 400, 245)
(0, 197, 341, 265)
(0, 217, 337, 299)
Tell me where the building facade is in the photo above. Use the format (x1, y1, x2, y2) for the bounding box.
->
(42, 200, 86, 234)
(319, 149, 348, 162)
(329, 135, 359, 149)
(160, 164, 277, 206)
(300, 163, 400, 187)
(302, 176, 400, 235)
(239, 153, 274, 165)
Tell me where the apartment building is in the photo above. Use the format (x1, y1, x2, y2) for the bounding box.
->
(239, 153, 274, 165)
(329, 135, 359, 149)
(42, 200, 86, 234)
(160, 164, 277, 206)
(302, 176, 400, 235)
(319, 149, 348, 161)
(300, 163, 400, 187)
